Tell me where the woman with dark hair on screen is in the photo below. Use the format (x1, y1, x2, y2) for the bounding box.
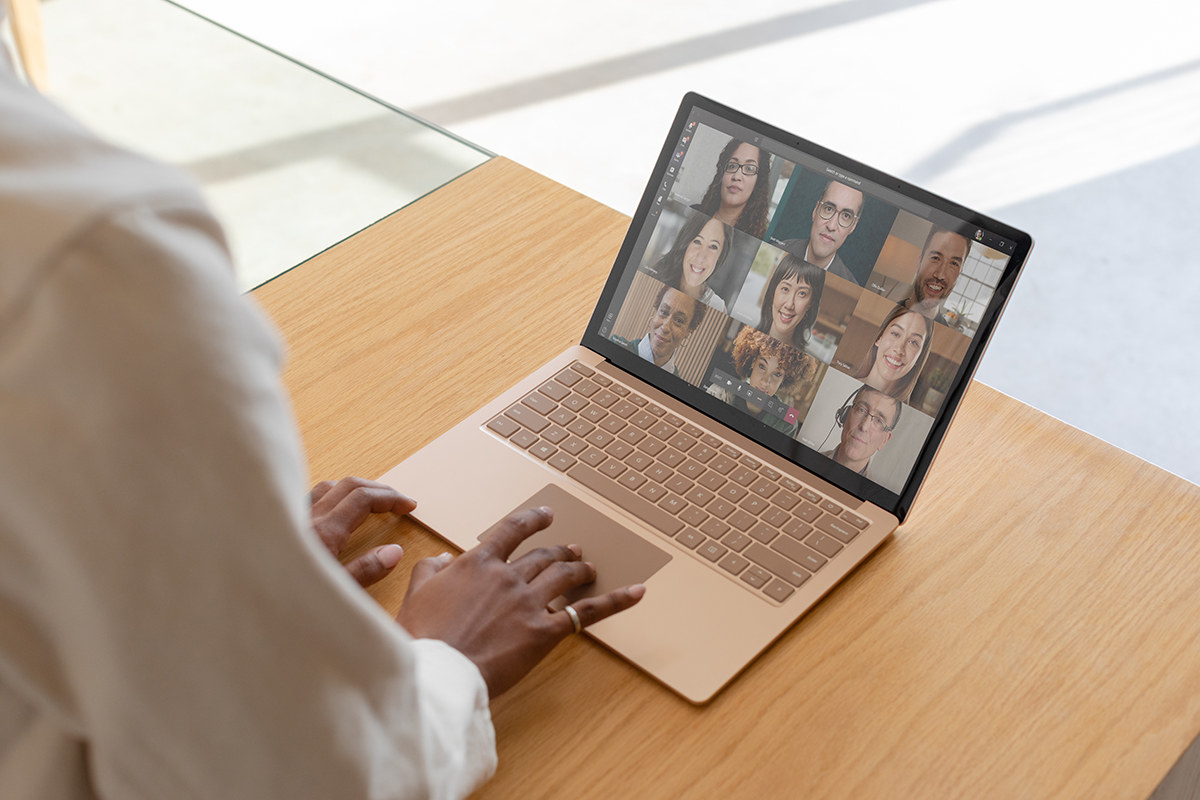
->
(756, 253, 824, 352)
(653, 211, 733, 313)
(693, 138, 772, 239)
(851, 304, 933, 403)
(706, 326, 814, 436)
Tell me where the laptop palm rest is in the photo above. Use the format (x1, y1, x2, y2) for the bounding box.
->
(486, 484, 672, 604)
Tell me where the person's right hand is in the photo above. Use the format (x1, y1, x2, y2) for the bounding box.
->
(395, 506, 645, 698)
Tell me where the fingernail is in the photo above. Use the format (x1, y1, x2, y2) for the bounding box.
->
(629, 584, 647, 599)
(538, 505, 554, 520)
(567, 544, 582, 557)
(377, 544, 404, 569)
(437, 552, 454, 563)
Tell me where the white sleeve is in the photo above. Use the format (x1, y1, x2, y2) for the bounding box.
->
(0, 191, 496, 799)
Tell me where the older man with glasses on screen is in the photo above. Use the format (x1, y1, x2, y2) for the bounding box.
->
(821, 385, 901, 481)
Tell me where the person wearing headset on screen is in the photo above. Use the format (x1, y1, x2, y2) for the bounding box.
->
(821, 385, 901, 480)
(780, 180, 864, 286)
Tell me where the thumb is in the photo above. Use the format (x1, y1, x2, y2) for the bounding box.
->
(344, 543, 404, 588)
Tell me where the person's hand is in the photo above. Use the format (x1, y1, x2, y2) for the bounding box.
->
(310, 477, 416, 588)
(396, 506, 646, 698)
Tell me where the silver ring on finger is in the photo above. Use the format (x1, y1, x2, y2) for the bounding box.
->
(564, 604, 582, 635)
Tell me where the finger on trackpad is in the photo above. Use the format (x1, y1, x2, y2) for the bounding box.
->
(488, 483, 672, 603)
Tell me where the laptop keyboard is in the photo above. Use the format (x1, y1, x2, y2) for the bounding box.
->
(485, 362, 868, 604)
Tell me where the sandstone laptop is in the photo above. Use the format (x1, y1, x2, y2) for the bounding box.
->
(381, 92, 1032, 703)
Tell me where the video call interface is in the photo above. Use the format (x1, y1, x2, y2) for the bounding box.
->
(597, 108, 1017, 496)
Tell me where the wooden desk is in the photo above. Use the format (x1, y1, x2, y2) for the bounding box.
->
(254, 157, 1200, 799)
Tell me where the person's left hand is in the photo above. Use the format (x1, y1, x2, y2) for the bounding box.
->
(310, 476, 416, 588)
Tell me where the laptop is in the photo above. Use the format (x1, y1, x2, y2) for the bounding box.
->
(381, 92, 1032, 703)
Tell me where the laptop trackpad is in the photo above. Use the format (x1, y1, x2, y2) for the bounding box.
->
(490, 484, 672, 604)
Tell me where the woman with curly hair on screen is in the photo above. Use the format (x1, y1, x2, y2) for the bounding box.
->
(707, 326, 814, 436)
(693, 138, 772, 239)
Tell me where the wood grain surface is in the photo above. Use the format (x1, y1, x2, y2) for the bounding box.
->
(254, 157, 1200, 799)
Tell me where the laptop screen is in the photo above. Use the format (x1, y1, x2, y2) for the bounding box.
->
(583, 93, 1031, 522)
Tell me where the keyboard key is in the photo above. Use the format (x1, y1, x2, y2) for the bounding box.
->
(745, 543, 811, 587)
(548, 453, 576, 472)
(816, 515, 861, 543)
(541, 426, 569, 444)
(763, 579, 797, 602)
(771, 535, 826, 573)
(820, 499, 843, 516)
(782, 518, 812, 540)
(617, 426, 647, 446)
(539, 381, 571, 401)
(684, 485, 715, 507)
(606, 440, 634, 460)
(487, 415, 520, 437)
(599, 458, 626, 479)
(729, 466, 757, 487)
(560, 436, 588, 456)
(773, 490, 800, 511)
(592, 390, 618, 408)
(698, 541, 728, 562)
(795, 502, 822, 523)
(748, 522, 778, 544)
(660, 448, 687, 468)
(842, 511, 869, 529)
(555, 368, 582, 386)
(529, 441, 557, 461)
(618, 470, 647, 491)
(741, 565, 770, 589)
(580, 448, 606, 467)
(625, 451, 652, 472)
(505, 404, 549, 433)
(750, 477, 779, 499)
(727, 510, 756, 532)
(719, 553, 750, 576)
(511, 429, 538, 449)
(522, 392, 558, 416)
(657, 494, 687, 515)
(709, 455, 736, 475)
(676, 529, 704, 549)
(806, 531, 843, 558)
(599, 416, 626, 434)
(718, 483, 748, 504)
(638, 483, 667, 502)
(720, 531, 752, 552)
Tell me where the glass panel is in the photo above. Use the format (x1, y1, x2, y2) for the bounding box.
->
(40, 0, 491, 290)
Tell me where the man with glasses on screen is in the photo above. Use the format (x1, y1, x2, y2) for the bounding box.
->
(782, 179, 864, 286)
(821, 385, 900, 481)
